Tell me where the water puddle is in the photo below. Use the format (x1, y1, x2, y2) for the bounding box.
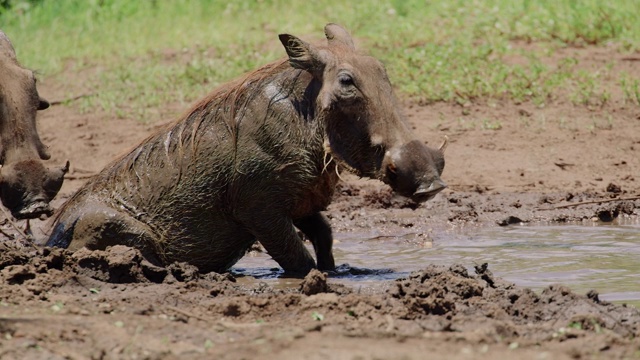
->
(232, 220, 640, 305)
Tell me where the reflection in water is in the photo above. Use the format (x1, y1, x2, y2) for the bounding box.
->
(232, 221, 640, 305)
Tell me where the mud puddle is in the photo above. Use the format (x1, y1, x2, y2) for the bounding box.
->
(233, 221, 640, 305)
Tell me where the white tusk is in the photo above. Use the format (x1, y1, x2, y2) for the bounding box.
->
(438, 135, 449, 153)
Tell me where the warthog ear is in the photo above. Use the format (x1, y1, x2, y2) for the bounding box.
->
(324, 23, 355, 50)
(279, 34, 323, 74)
(0, 31, 17, 62)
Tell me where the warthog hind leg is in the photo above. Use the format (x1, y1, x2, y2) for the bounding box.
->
(47, 204, 161, 266)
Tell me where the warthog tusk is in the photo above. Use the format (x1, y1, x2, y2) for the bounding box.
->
(438, 135, 449, 153)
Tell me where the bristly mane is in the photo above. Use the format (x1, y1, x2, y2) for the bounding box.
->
(110, 58, 293, 172)
(51, 57, 312, 220)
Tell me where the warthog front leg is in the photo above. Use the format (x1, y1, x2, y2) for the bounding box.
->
(246, 215, 316, 275)
(294, 212, 335, 271)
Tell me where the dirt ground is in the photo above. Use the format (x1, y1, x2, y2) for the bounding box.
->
(1, 45, 639, 359)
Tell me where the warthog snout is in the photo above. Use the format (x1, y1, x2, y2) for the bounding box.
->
(382, 137, 447, 203)
(412, 179, 447, 203)
(0, 160, 69, 219)
(15, 198, 52, 220)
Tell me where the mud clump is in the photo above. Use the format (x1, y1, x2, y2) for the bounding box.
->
(73, 245, 151, 283)
(386, 264, 640, 339)
(0, 245, 67, 286)
(0, 242, 235, 288)
(606, 182, 622, 193)
(389, 264, 484, 316)
(595, 200, 638, 222)
(72, 245, 233, 284)
(0, 241, 35, 268)
(2, 265, 37, 285)
(362, 187, 419, 210)
(596, 208, 618, 222)
(300, 269, 328, 295)
(498, 215, 525, 226)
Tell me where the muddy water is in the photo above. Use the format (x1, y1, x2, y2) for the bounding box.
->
(427, 221, 640, 306)
(233, 221, 640, 305)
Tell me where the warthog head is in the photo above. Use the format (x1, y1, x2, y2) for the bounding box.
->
(0, 31, 69, 219)
(0, 159, 68, 219)
(280, 24, 446, 202)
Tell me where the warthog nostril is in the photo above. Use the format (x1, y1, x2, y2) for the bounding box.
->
(412, 179, 447, 203)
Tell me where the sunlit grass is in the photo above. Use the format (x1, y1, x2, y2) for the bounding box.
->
(1, 0, 639, 120)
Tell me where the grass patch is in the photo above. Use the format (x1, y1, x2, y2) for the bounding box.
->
(2, 0, 640, 120)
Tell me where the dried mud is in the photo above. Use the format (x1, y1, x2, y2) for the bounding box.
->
(1, 45, 640, 359)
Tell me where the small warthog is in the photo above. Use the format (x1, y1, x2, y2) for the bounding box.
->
(0, 31, 68, 219)
(46, 24, 446, 274)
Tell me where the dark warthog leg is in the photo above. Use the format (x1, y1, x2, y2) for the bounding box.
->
(47, 204, 162, 266)
(294, 212, 335, 271)
(247, 215, 317, 276)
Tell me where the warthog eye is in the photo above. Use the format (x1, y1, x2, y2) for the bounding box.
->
(338, 73, 354, 86)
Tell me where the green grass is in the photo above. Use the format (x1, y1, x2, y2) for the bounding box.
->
(2, 0, 640, 120)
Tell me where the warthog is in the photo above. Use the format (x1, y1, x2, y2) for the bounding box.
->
(0, 31, 68, 219)
(46, 24, 446, 274)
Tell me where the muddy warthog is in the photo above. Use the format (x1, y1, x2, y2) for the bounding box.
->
(46, 24, 446, 274)
(0, 31, 68, 219)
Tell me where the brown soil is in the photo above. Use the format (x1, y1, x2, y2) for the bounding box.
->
(1, 45, 640, 359)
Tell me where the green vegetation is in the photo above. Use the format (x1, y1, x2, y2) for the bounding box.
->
(1, 0, 639, 120)
(311, 311, 324, 321)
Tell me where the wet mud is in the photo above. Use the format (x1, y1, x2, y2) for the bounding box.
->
(1, 238, 639, 359)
